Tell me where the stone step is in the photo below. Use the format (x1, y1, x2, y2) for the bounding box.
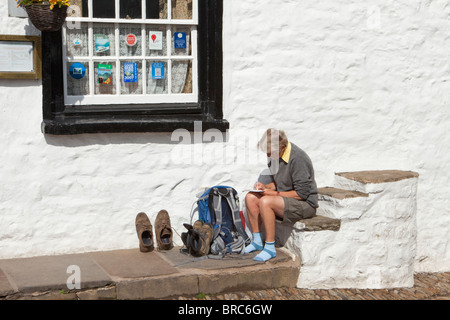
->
(289, 215, 341, 232)
(334, 170, 419, 193)
(280, 170, 419, 289)
(336, 170, 419, 184)
(317, 186, 371, 221)
(318, 187, 368, 200)
(0, 247, 300, 300)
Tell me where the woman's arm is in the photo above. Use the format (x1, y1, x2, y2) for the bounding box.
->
(262, 189, 302, 199)
(254, 182, 276, 190)
(256, 182, 302, 199)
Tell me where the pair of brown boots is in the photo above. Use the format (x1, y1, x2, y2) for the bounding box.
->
(135, 210, 173, 252)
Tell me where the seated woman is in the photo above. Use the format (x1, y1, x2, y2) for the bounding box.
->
(245, 128, 319, 262)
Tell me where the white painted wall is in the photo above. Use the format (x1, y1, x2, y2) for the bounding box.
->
(0, 0, 449, 275)
(277, 173, 418, 289)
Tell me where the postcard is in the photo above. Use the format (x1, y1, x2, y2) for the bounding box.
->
(174, 32, 187, 49)
(123, 62, 138, 83)
(151, 62, 165, 80)
(69, 62, 86, 80)
(95, 34, 110, 53)
(98, 64, 112, 84)
(149, 31, 163, 50)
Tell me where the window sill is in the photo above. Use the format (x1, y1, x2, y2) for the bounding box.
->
(41, 115, 229, 135)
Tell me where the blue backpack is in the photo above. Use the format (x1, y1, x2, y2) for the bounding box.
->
(191, 186, 250, 255)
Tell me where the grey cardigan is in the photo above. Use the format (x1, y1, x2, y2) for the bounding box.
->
(267, 143, 319, 209)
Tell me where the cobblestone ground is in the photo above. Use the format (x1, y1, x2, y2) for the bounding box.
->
(174, 272, 450, 300)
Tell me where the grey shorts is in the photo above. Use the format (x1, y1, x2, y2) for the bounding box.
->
(281, 197, 316, 224)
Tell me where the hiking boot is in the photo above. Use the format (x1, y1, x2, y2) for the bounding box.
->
(193, 219, 204, 230)
(200, 222, 213, 245)
(154, 209, 173, 251)
(189, 220, 213, 257)
(181, 223, 193, 250)
(135, 212, 154, 252)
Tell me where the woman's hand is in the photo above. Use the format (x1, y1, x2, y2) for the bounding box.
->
(254, 182, 265, 190)
(262, 189, 278, 196)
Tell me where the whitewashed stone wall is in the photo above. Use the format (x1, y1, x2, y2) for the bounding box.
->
(0, 0, 449, 279)
(277, 171, 418, 289)
(224, 0, 450, 274)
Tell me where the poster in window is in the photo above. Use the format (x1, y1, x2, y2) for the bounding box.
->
(149, 31, 163, 50)
(95, 34, 110, 53)
(69, 62, 86, 79)
(125, 34, 137, 47)
(174, 32, 186, 49)
(98, 64, 112, 84)
(151, 62, 165, 80)
(123, 62, 138, 83)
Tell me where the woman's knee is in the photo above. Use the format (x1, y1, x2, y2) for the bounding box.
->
(258, 196, 272, 210)
(245, 192, 259, 205)
(259, 196, 283, 213)
(245, 193, 260, 214)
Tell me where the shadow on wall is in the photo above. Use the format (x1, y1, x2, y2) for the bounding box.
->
(44, 130, 229, 148)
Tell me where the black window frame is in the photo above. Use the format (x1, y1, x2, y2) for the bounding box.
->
(41, 0, 227, 135)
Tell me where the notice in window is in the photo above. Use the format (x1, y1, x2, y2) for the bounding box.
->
(98, 64, 112, 84)
(0, 41, 33, 72)
(123, 62, 138, 83)
(174, 32, 186, 49)
(69, 62, 86, 79)
(95, 34, 110, 53)
(151, 62, 165, 79)
(149, 31, 163, 50)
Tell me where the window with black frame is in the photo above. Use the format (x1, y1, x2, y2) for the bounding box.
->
(41, 0, 227, 135)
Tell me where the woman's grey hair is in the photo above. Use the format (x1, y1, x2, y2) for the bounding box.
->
(257, 128, 288, 154)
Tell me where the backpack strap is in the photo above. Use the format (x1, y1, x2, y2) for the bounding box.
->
(211, 188, 223, 240)
(224, 188, 250, 244)
(189, 200, 198, 225)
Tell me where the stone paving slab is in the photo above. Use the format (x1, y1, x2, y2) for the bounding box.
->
(158, 247, 292, 269)
(89, 249, 178, 279)
(114, 248, 299, 299)
(0, 247, 300, 300)
(0, 253, 112, 293)
(116, 273, 200, 300)
(0, 269, 14, 297)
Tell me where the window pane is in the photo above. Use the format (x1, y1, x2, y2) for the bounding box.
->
(121, 61, 142, 94)
(93, 24, 116, 56)
(92, 0, 115, 18)
(146, 60, 168, 94)
(66, 23, 88, 57)
(120, 24, 142, 56)
(80, 0, 88, 17)
(120, 0, 142, 19)
(172, 60, 192, 93)
(146, 25, 167, 56)
(172, 0, 192, 20)
(95, 62, 116, 95)
(68, 0, 84, 17)
(172, 26, 191, 56)
(67, 62, 89, 95)
(146, 0, 168, 19)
